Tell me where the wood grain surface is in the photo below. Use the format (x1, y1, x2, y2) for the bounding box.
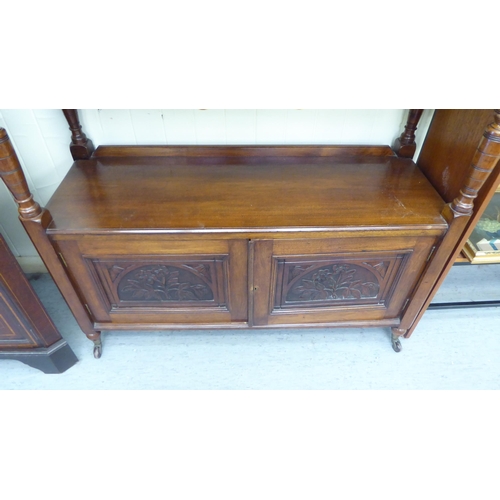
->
(46, 153, 447, 233)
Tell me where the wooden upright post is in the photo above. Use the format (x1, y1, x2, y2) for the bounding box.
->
(0, 127, 98, 346)
(0, 129, 42, 220)
(396, 110, 500, 340)
(393, 109, 424, 159)
(62, 109, 94, 160)
(449, 111, 500, 216)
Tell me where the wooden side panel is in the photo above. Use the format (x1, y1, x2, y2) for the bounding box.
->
(0, 281, 39, 347)
(0, 233, 61, 348)
(417, 110, 494, 203)
(404, 110, 500, 337)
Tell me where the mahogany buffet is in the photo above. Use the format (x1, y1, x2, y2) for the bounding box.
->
(1, 109, 499, 358)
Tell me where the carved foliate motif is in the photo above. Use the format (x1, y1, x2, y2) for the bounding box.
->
(109, 265, 125, 282)
(117, 265, 213, 302)
(288, 264, 315, 283)
(287, 264, 379, 302)
(183, 263, 212, 283)
(362, 261, 390, 278)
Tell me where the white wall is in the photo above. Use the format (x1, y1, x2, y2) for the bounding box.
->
(0, 109, 434, 271)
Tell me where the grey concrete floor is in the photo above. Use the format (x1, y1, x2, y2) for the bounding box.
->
(1, 264, 499, 389)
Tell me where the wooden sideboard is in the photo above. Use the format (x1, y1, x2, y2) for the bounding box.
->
(0, 232, 77, 373)
(1, 110, 499, 358)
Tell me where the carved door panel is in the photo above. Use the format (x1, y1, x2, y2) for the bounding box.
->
(51, 235, 248, 327)
(252, 235, 438, 326)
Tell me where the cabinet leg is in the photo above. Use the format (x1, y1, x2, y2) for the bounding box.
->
(86, 331, 102, 359)
(391, 328, 406, 353)
(93, 339, 102, 359)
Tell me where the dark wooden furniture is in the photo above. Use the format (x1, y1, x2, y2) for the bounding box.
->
(0, 232, 78, 373)
(1, 110, 499, 358)
(406, 110, 500, 327)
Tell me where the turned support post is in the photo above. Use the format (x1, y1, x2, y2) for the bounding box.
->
(0, 128, 42, 220)
(450, 110, 500, 216)
(62, 109, 94, 160)
(393, 109, 424, 159)
(399, 109, 500, 338)
(0, 127, 97, 343)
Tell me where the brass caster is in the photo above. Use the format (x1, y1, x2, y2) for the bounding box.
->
(93, 340, 102, 359)
(391, 336, 402, 353)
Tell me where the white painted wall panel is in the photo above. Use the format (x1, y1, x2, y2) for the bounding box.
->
(32, 109, 74, 179)
(340, 109, 382, 144)
(130, 110, 166, 144)
(0, 109, 71, 260)
(314, 110, 349, 143)
(256, 110, 288, 144)
(162, 110, 197, 144)
(193, 110, 226, 144)
(285, 110, 318, 143)
(97, 109, 137, 145)
(79, 109, 104, 147)
(367, 109, 407, 145)
(414, 109, 435, 160)
(225, 110, 256, 144)
(0, 109, 435, 271)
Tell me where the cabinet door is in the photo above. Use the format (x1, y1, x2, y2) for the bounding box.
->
(252, 236, 438, 327)
(52, 235, 248, 327)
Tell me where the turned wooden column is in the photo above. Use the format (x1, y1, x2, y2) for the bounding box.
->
(0, 127, 97, 342)
(62, 109, 94, 160)
(399, 110, 500, 339)
(0, 129, 42, 221)
(393, 109, 424, 159)
(449, 111, 500, 216)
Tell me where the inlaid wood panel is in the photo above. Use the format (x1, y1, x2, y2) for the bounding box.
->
(0, 232, 62, 348)
(0, 231, 77, 372)
(0, 281, 38, 346)
(0, 233, 77, 373)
